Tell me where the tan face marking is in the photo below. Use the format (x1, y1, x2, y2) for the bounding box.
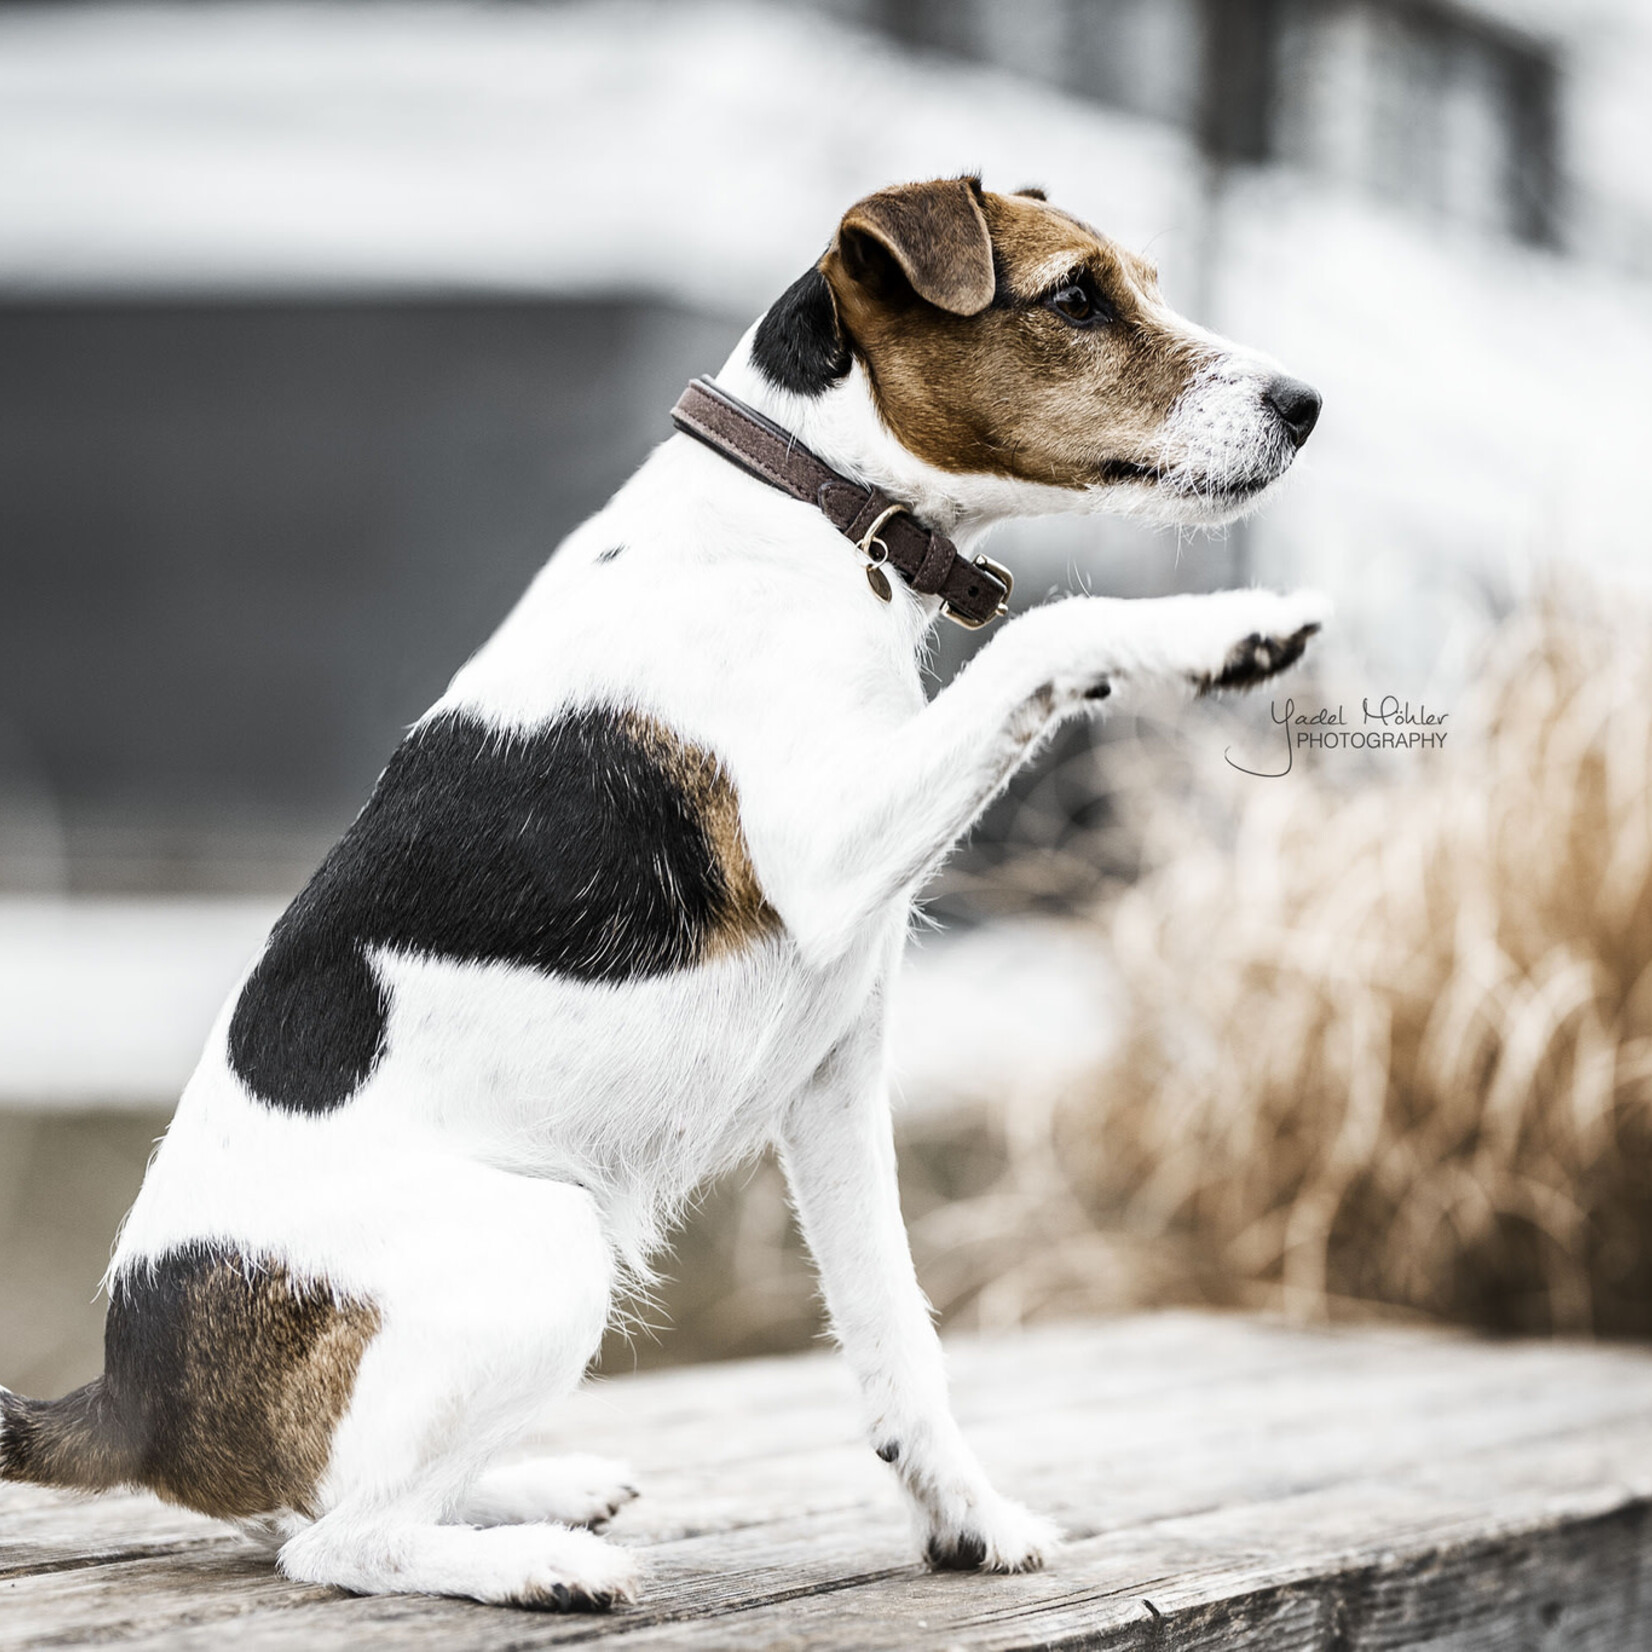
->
(821, 182, 1208, 489)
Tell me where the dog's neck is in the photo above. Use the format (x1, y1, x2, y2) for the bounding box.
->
(712, 324, 1002, 557)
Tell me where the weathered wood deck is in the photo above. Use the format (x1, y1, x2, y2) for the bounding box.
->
(6, 1313, 1652, 1650)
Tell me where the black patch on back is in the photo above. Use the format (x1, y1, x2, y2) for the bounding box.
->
(228, 706, 771, 1115)
(230, 943, 389, 1119)
(595, 544, 626, 563)
(751, 266, 851, 397)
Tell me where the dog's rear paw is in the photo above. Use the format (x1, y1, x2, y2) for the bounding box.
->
(279, 1510, 642, 1612)
(461, 1453, 640, 1532)
(517, 1579, 623, 1611)
(924, 1496, 1062, 1575)
(507, 1527, 641, 1612)
(516, 1577, 629, 1612)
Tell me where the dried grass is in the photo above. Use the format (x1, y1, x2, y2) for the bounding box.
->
(1013, 593, 1652, 1336)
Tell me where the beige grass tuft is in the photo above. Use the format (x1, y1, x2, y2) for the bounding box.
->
(1044, 595, 1652, 1334)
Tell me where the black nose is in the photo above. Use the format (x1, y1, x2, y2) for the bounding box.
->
(1264, 375, 1322, 449)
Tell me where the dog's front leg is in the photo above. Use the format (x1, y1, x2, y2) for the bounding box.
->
(778, 587, 1327, 962)
(779, 1009, 1059, 1573)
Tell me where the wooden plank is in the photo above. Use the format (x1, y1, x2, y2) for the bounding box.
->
(4, 1315, 1652, 1650)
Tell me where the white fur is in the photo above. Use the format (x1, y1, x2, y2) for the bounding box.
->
(458, 1455, 638, 1530)
(107, 289, 1326, 1608)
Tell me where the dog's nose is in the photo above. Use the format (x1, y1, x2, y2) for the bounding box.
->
(1264, 375, 1322, 449)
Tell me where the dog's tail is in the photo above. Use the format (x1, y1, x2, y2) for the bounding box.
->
(0, 1378, 137, 1492)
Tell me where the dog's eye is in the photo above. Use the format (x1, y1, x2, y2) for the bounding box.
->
(1044, 279, 1110, 327)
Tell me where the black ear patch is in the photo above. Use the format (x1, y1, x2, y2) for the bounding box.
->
(751, 265, 850, 397)
(228, 707, 779, 1116)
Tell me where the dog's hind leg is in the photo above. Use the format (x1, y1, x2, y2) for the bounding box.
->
(277, 1161, 638, 1610)
(455, 1454, 639, 1530)
(279, 1509, 638, 1609)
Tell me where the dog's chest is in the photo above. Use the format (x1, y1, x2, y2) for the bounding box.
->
(200, 439, 925, 1255)
(368, 924, 883, 1163)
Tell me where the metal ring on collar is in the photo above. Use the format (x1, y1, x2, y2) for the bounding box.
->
(856, 504, 907, 561)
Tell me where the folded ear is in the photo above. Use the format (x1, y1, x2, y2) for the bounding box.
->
(834, 178, 995, 317)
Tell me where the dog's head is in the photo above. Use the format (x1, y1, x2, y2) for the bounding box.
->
(749, 176, 1319, 527)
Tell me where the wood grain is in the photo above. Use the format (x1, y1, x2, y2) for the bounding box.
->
(5, 1314, 1652, 1650)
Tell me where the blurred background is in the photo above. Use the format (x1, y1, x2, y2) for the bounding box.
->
(4, 0, 1652, 1396)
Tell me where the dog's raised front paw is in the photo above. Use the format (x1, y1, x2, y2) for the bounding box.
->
(924, 1495, 1062, 1575)
(1201, 621, 1320, 694)
(1184, 588, 1330, 697)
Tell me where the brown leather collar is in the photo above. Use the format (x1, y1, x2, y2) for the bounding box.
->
(670, 377, 1012, 629)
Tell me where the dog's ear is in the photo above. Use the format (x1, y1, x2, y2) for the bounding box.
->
(751, 266, 850, 396)
(834, 178, 995, 317)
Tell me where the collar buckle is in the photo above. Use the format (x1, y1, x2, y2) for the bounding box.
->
(942, 555, 1015, 630)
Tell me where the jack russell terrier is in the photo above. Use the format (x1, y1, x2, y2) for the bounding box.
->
(1, 177, 1325, 1610)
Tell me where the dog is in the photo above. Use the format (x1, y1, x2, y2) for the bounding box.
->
(0, 176, 1325, 1609)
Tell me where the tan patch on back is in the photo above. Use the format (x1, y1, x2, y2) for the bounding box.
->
(822, 186, 1204, 486)
(105, 1249, 380, 1520)
(619, 712, 781, 959)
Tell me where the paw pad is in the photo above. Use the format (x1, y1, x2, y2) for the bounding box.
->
(1203, 622, 1320, 694)
(519, 1581, 619, 1612)
(925, 1531, 988, 1571)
